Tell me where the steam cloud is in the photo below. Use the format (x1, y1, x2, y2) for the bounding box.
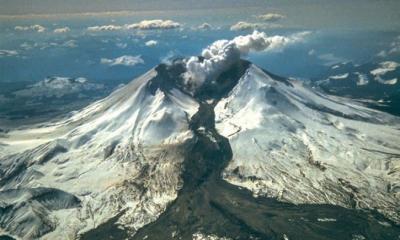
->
(183, 31, 310, 91)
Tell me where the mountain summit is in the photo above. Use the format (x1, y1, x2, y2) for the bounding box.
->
(1, 51, 400, 239)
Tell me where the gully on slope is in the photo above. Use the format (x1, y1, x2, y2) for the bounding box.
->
(81, 61, 400, 240)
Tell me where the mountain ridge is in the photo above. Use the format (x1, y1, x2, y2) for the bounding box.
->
(1, 59, 400, 240)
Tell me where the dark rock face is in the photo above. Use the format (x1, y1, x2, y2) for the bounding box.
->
(147, 59, 187, 95)
(195, 60, 251, 101)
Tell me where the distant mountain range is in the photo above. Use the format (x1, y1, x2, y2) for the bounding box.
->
(0, 77, 111, 126)
(312, 60, 400, 115)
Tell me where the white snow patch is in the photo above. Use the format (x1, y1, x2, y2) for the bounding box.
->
(317, 218, 337, 222)
(193, 233, 232, 240)
(355, 72, 369, 86)
(370, 61, 399, 76)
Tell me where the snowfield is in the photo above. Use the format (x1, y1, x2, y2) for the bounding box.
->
(216, 65, 400, 223)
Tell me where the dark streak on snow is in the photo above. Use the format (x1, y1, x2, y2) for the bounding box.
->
(80, 60, 400, 240)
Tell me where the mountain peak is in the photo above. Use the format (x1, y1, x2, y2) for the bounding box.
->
(1, 60, 400, 239)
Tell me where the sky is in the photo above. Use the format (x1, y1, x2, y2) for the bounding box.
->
(1, 0, 400, 30)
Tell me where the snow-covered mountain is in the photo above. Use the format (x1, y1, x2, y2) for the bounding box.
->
(0, 62, 199, 239)
(216, 64, 400, 223)
(1, 33, 400, 239)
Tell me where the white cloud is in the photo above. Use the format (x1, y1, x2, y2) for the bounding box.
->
(145, 40, 158, 47)
(389, 36, 400, 54)
(87, 25, 123, 32)
(160, 50, 179, 64)
(87, 19, 181, 32)
(197, 23, 212, 30)
(19, 40, 77, 50)
(0, 49, 18, 57)
(116, 42, 128, 49)
(230, 21, 279, 31)
(62, 40, 77, 48)
(20, 42, 34, 50)
(100, 55, 144, 67)
(257, 13, 285, 22)
(53, 27, 71, 33)
(230, 22, 260, 31)
(15, 25, 46, 32)
(377, 50, 387, 58)
(125, 19, 181, 30)
(183, 30, 310, 91)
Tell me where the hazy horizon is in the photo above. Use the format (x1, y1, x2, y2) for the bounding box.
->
(1, 0, 400, 30)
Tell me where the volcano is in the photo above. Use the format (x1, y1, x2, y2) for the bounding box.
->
(1, 58, 400, 240)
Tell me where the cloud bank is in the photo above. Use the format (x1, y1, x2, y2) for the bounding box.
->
(257, 13, 285, 22)
(126, 19, 181, 30)
(20, 40, 77, 50)
(87, 25, 123, 32)
(183, 31, 310, 91)
(15, 25, 46, 32)
(87, 19, 181, 32)
(100, 55, 144, 67)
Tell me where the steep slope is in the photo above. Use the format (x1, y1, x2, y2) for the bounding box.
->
(1, 57, 400, 239)
(0, 63, 198, 239)
(122, 62, 400, 240)
(216, 64, 400, 223)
